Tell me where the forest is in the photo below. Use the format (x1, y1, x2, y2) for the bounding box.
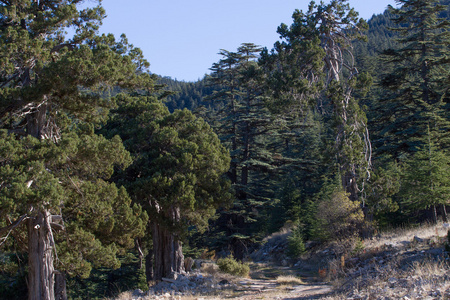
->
(0, 0, 449, 299)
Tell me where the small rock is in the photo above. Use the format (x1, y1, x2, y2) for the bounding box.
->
(388, 277, 397, 284)
(132, 289, 144, 296)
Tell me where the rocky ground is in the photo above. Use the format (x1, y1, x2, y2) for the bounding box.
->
(324, 235, 450, 299)
(114, 223, 450, 300)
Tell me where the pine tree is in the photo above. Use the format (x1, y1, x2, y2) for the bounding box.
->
(0, 1, 152, 299)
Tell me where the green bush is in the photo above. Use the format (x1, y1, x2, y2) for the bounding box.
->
(216, 255, 250, 277)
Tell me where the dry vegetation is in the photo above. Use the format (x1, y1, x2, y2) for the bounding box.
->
(112, 222, 450, 300)
(320, 222, 450, 299)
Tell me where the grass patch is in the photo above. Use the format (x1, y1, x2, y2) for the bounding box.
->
(276, 275, 304, 285)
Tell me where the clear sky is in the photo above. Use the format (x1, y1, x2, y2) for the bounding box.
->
(98, 1, 396, 82)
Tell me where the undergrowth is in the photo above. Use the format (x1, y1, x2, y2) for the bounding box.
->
(216, 255, 250, 277)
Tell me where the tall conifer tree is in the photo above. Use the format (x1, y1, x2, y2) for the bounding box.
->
(379, 0, 450, 158)
(0, 1, 151, 298)
(260, 0, 372, 202)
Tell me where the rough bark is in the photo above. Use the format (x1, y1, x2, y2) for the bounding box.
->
(54, 272, 67, 300)
(152, 221, 184, 280)
(152, 206, 184, 281)
(27, 209, 55, 300)
(26, 103, 48, 139)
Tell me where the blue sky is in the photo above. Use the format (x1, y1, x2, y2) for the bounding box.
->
(98, 1, 396, 82)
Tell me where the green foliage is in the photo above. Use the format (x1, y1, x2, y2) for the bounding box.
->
(65, 252, 147, 300)
(0, 1, 152, 296)
(287, 226, 306, 258)
(0, 129, 148, 277)
(260, 0, 372, 203)
(399, 132, 450, 222)
(366, 160, 402, 227)
(101, 94, 231, 279)
(104, 94, 231, 235)
(206, 43, 293, 258)
(0, 253, 27, 300)
(216, 255, 250, 277)
(156, 76, 216, 112)
(350, 237, 365, 255)
(377, 0, 450, 158)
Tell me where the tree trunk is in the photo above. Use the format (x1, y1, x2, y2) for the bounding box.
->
(152, 221, 184, 281)
(135, 238, 144, 269)
(145, 247, 154, 283)
(433, 205, 438, 224)
(26, 103, 48, 139)
(54, 272, 67, 300)
(442, 205, 448, 223)
(28, 209, 55, 300)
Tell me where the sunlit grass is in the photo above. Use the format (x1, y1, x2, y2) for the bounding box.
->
(276, 275, 304, 285)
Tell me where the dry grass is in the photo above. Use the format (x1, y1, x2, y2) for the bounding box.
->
(323, 252, 450, 299)
(412, 258, 449, 277)
(111, 291, 132, 300)
(275, 275, 304, 285)
(364, 221, 448, 250)
(200, 262, 220, 276)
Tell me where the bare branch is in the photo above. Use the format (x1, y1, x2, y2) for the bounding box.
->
(0, 214, 28, 246)
(50, 223, 65, 232)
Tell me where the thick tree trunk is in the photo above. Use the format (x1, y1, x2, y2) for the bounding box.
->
(28, 209, 55, 300)
(26, 103, 48, 139)
(152, 221, 184, 280)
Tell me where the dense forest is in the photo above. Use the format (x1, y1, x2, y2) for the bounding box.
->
(0, 0, 449, 299)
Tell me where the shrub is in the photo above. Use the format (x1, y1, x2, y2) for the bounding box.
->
(314, 189, 365, 242)
(216, 255, 250, 277)
(287, 226, 306, 258)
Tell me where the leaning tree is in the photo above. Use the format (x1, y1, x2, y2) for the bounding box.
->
(0, 1, 152, 299)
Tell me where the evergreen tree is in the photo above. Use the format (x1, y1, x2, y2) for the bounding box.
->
(156, 76, 216, 112)
(206, 43, 316, 258)
(260, 0, 372, 202)
(0, 1, 151, 298)
(102, 94, 231, 281)
(400, 127, 450, 223)
(379, 0, 450, 158)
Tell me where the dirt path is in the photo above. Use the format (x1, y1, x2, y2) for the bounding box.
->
(229, 277, 332, 299)
(208, 262, 333, 299)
